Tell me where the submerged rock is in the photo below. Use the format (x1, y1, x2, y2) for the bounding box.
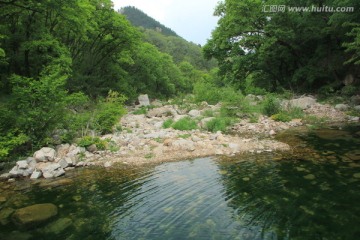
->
(12, 203, 58, 229)
(43, 218, 72, 235)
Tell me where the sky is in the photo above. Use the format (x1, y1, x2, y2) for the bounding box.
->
(112, 0, 220, 45)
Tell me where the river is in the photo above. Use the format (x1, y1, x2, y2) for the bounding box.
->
(0, 125, 360, 240)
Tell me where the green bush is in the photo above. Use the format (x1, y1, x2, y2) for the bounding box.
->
(262, 95, 281, 116)
(205, 117, 233, 133)
(77, 136, 108, 150)
(172, 117, 198, 130)
(93, 90, 127, 134)
(341, 85, 357, 96)
(271, 113, 292, 122)
(162, 119, 174, 128)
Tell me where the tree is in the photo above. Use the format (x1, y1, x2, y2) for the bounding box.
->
(204, 0, 360, 93)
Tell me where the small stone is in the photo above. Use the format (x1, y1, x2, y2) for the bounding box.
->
(353, 173, 360, 179)
(269, 130, 276, 136)
(304, 174, 316, 180)
(104, 162, 112, 168)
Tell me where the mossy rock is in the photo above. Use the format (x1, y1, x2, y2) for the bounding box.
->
(12, 203, 58, 229)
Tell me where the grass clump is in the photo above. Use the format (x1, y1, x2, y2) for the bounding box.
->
(162, 119, 174, 128)
(205, 117, 233, 133)
(172, 117, 198, 131)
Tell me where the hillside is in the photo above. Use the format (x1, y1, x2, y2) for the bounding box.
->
(119, 6, 178, 37)
(119, 6, 217, 70)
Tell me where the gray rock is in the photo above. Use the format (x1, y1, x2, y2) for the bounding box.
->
(191, 135, 202, 142)
(289, 97, 316, 109)
(27, 157, 37, 169)
(188, 110, 201, 117)
(146, 107, 177, 118)
(66, 145, 85, 157)
(43, 172, 54, 179)
(86, 144, 97, 153)
(43, 163, 61, 172)
(11, 203, 58, 229)
(172, 139, 195, 151)
(16, 160, 28, 169)
(349, 116, 359, 122)
(0, 173, 11, 179)
(53, 168, 65, 178)
(199, 117, 215, 128)
(22, 169, 34, 177)
(56, 144, 70, 158)
(58, 159, 69, 169)
(9, 166, 24, 177)
(335, 104, 349, 111)
(33, 147, 56, 162)
(138, 94, 150, 106)
(350, 95, 360, 105)
(30, 171, 42, 179)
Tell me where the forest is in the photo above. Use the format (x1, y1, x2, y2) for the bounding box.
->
(0, 0, 359, 160)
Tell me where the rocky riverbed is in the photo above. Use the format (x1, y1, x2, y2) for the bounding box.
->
(1, 95, 359, 181)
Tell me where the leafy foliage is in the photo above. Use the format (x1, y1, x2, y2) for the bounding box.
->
(204, 0, 360, 93)
(172, 117, 198, 131)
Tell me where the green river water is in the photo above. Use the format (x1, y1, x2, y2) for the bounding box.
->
(0, 125, 360, 240)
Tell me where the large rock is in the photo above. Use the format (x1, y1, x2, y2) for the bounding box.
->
(33, 147, 56, 162)
(335, 104, 349, 111)
(12, 203, 58, 229)
(188, 110, 201, 118)
(288, 97, 316, 110)
(56, 144, 71, 158)
(138, 94, 150, 106)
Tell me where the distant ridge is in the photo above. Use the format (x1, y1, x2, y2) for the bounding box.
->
(119, 6, 178, 37)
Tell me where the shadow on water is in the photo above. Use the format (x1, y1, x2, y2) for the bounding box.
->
(0, 124, 360, 240)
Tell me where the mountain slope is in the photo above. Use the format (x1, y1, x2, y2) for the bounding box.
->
(119, 6, 178, 37)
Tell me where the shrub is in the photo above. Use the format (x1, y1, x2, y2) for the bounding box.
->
(172, 117, 198, 130)
(262, 95, 281, 116)
(93, 90, 127, 134)
(341, 85, 357, 96)
(205, 117, 233, 133)
(77, 136, 108, 150)
(162, 119, 174, 128)
(271, 113, 292, 122)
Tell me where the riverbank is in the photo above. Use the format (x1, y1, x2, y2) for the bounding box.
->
(1, 95, 359, 180)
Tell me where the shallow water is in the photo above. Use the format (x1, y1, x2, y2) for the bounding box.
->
(1, 125, 360, 240)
